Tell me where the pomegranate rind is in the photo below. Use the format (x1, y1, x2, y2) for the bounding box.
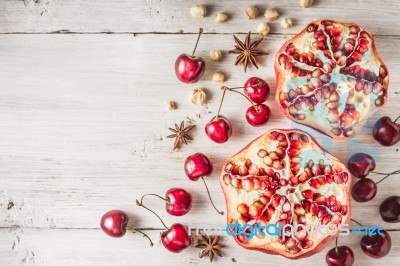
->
(275, 20, 389, 139)
(220, 129, 351, 259)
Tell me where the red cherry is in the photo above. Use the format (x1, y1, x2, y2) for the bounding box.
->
(205, 115, 232, 143)
(165, 188, 192, 216)
(175, 28, 205, 83)
(351, 178, 377, 202)
(373, 116, 400, 146)
(347, 153, 376, 178)
(161, 223, 191, 253)
(245, 104, 271, 126)
(379, 196, 400, 223)
(361, 230, 391, 258)
(326, 246, 354, 266)
(175, 54, 205, 83)
(184, 153, 212, 181)
(100, 210, 128, 238)
(244, 77, 270, 104)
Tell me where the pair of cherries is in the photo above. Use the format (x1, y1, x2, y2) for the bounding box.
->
(205, 77, 271, 143)
(326, 228, 392, 266)
(100, 153, 221, 253)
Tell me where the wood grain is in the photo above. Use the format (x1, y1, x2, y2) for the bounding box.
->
(0, 0, 399, 35)
(0, 0, 399, 265)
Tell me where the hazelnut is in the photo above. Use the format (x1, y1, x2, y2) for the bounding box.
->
(209, 50, 222, 61)
(212, 72, 225, 83)
(281, 18, 293, 29)
(244, 6, 259, 20)
(166, 101, 177, 110)
(299, 0, 313, 8)
(257, 22, 270, 37)
(264, 8, 279, 22)
(191, 88, 207, 105)
(215, 12, 228, 23)
(190, 4, 207, 18)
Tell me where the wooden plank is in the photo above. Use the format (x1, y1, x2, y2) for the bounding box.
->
(0, 0, 399, 35)
(0, 228, 399, 265)
(0, 34, 399, 232)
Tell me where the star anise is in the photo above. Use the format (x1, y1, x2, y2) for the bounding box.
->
(195, 234, 224, 262)
(228, 32, 268, 72)
(167, 121, 195, 150)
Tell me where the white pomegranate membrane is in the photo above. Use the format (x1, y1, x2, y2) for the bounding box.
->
(275, 20, 389, 139)
(220, 129, 351, 258)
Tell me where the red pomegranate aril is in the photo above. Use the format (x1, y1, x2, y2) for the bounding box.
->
(302, 189, 314, 199)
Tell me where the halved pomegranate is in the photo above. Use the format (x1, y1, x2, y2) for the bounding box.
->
(275, 20, 389, 139)
(220, 129, 351, 258)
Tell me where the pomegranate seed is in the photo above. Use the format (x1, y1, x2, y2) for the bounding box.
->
(286, 188, 295, 194)
(253, 178, 261, 190)
(267, 206, 276, 217)
(327, 195, 336, 206)
(259, 195, 270, 205)
(231, 178, 242, 189)
(253, 201, 265, 210)
(298, 215, 307, 224)
(248, 164, 258, 175)
(321, 213, 332, 225)
(231, 165, 239, 175)
(237, 203, 249, 214)
(290, 246, 301, 254)
(239, 165, 249, 176)
(264, 188, 275, 198)
(282, 202, 291, 212)
(314, 194, 327, 205)
(318, 206, 327, 218)
(249, 205, 260, 217)
(302, 239, 314, 249)
(340, 205, 348, 215)
(223, 174, 232, 185)
(258, 149, 268, 158)
(331, 213, 342, 224)
(316, 176, 326, 185)
(325, 174, 333, 184)
(289, 175, 299, 186)
(245, 159, 252, 168)
(294, 203, 306, 215)
(333, 174, 343, 184)
(257, 168, 266, 176)
(271, 195, 281, 208)
(302, 189, 314, 199)
(299, 172, 309, 183)
(295, 228, 307, 241)
(309, 178, 321, 189)
(310, 202, 319, 215)
(280, 178, 289, 187)
(225, 163, 233, 173)
(341, 172, 349, 182)
(302, 200, 311, 212)
(242, 179, 254, 192)
(285, 238, 296, 249)
(288, 148, 301, 156)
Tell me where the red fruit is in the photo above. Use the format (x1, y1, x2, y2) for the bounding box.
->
(347, 153, 376, 178)
(275, 20, 389, 139)
(245, 104, 271, 126)
(184, 153, 212, 181)
(100, 210, 128, 238)
(361, 230, 391, 258)
(244, 77, 270, 104)
(373, 116, 400, 146)
(175, 54, 205, 83)
(175, 29, 205, 83)
(326, 246, 354, 266)
(165, 188, 192, 216)
(379, 196, 400, 223)
(220, 129, 351, 258)
(161, 223, 191, 253)
(351, 178, 377, 202)
(205, 115, 232, 143)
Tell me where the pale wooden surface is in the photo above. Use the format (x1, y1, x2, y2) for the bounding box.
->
(0, 0, 399, 265)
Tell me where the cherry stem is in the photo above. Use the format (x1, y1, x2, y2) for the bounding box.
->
(136, 197, 169, 230)
(221, 86, 257, 108)
(201, 177, 224, 215)
(375, 170, 400, 185)
(350, 218, 364, 227)
(140, 193, 169, 203)
(394, 115, 400, 123)
(335, 237, 339, 255)
(192, 28, 203, 57)
(215, 89, 226, 119)
(127, 227, 154, 246)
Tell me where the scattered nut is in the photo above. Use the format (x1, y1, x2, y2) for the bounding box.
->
(264, 8, 279, 22)
(191, 88, 207, 105)
(215, 12, 228, 23)
(166, 101, 177, 110)
(209, 50, 222, 61)
(281, 18, 293, 29)
(212, 71, 225, 83)
(299, 0, 313, 8)
(190, 4, 207, 18)
(257, 22, 270, 36)
(244, 6, 259, 20)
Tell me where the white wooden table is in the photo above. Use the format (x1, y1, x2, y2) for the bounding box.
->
(0, 1, 399, 265)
